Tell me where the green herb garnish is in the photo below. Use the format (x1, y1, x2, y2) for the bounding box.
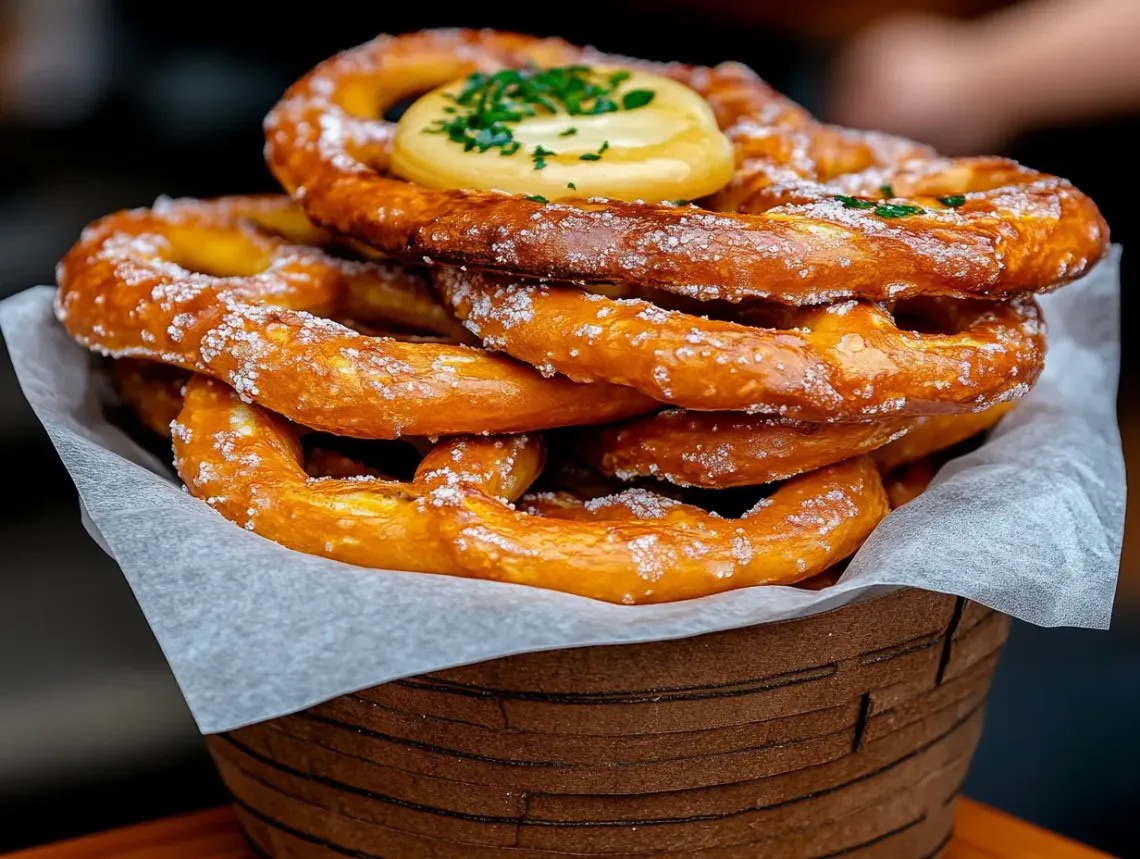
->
(879, 184, 894, 197)
(567, 183, 577, 190)
(622, 89, 655, 110)
(525, 194, 549, 203)
(423, 66, 655, 158)
(939, 195, 967, 207)
(873, 203, 925, 218)
(579, 153, 602, 161)
(835, 195, 925, 218)
(672, 199, 691, 205)
(835, 195, 876, 210)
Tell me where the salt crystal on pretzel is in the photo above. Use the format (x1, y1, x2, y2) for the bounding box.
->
(55, 195, 655, 439)
(172, 376, 889, 603)
(264, 28, 1109, 304)
(434, 266, 1045, 420)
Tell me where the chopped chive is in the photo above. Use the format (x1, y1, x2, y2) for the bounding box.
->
(873, 203, 924, 218)
(533, 157, 548, 170)
(879, 184, 894, 197)
(672, 199, 690, 205)
(579, 153, 602, 161)
(420, 66, 656, 156)
(834, 194, 876, 210)
(598, 140, 610, 154)
(621, 89, 655, 110)
(939, 195, 967, 207)
(567, 182, 577, 190)
(525, 194, 549, 203)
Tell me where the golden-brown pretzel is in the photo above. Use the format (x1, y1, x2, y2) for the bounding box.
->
(265, 28, 1108, 304)
(882, 459, 940, 509)
(584, 411, 913, 488)
(871, 401, 1015, 471)
(55, 195, 654, 439)
(111, 358, 187, 438)
(173, 377, 889, 603)
(434, 266, 1045, 420)
(581, 401, 1011, 490)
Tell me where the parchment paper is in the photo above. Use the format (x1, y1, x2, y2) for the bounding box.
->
(0, 248, 1125, 735)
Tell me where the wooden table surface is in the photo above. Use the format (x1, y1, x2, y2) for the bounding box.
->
(1, 798, 1115, 859)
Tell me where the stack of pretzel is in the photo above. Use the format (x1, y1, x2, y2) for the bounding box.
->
(53, 30, 1109, 604)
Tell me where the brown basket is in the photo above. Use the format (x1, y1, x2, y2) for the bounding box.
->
(207, 588, 1008, 858)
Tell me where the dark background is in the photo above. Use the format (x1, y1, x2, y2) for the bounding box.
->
(0, 0, 1136, 855)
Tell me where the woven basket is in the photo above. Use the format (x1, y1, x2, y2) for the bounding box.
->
(207, 588, 1008, 858)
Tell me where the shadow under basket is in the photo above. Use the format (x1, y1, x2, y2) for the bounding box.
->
(207, 588, 1008, 859)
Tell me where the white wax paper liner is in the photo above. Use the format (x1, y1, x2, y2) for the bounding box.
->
(0, 247, 1124, 734)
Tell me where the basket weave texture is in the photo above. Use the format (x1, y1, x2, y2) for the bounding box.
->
(208, 588, 1008, 858)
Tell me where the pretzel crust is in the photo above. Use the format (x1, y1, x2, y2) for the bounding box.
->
(55, 196, 654, 439)
(586, 402, 1014, 489)
(264, 28, 1109, 304)
(871, 402, 1016, 471)
(434, 267, 1045, 420)
(174, 377, 889, 603)
(585, 412, 913, 488)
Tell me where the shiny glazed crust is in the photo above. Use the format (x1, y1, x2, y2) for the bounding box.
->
(54, 195, 654, 439)
(583, 403, 1012, 489)
(584, 412, 914, 488)
(173, 377, 890, 603)
(434, 266, 1045, 420)
(264, 28, 1109, 303)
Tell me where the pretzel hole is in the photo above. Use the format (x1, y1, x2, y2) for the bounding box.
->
(676, 483, 778, 519)
(383, 94, 421, 123)
(301, 433, 424, 481)
(163, 228, 273, 278)
(889, 297, 973, 336)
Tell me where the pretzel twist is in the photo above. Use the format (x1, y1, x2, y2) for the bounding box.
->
(265, 28, 1108, 304)
(171, 376, 889, 603)
(55, 196, 654, 439)
(434, 266, 1045, 420)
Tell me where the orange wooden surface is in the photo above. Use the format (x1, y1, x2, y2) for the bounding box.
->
(2, 799, 1114, 859)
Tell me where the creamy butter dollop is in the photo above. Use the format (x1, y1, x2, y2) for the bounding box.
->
(390, 66, 734, 203)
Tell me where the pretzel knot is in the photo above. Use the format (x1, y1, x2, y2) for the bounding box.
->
(172, 376, 890, 603)
(265, 28, 1108, 303)
(54, 195, 654, 438)
(434, 267, 1045, 421)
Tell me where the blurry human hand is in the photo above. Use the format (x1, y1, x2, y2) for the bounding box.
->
(826, 0, 1140, 154)
(826, 12, 1016, 154)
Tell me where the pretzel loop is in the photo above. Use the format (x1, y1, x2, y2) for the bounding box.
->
(172, 377, 890, 603)
(265, 28, 1109, 304)
(55, 196, 655, 438)
(434, 267, 1045, 421)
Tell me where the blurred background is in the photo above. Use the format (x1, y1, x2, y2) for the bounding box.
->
(0, 0, 1136, 854)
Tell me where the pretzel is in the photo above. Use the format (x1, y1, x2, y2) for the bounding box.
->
(434, 266, 1044, 420)
(586, 402, 1014, 489)
(111, 359, 187, 438)
(173, 376, 889, 603)
(882, 459, 940, 509)
(584, 412, 910, 488)
(871, 402, 1015, 471)
(55, 195, 655, 439)
(264, 28, 1108, 304)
